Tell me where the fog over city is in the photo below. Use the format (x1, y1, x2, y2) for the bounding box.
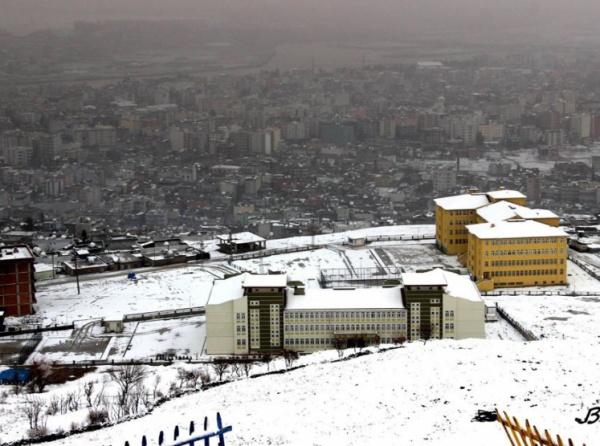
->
(3, 0, 600, 40)
(3, 1, 600, 446)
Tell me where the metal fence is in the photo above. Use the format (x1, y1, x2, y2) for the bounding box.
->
(124, 413, 232, 446)
(496, 305, 538, 341)
(320, 266, 403, 288)
(123, 307, 205, 322)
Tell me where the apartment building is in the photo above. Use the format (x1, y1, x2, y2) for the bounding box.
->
(0, 246, 36, 316)
(466, 220, 568, 289)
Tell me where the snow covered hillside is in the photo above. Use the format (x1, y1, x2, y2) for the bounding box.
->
(44, 340, 596, 446)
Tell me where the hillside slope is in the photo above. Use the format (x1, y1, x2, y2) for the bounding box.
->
(46, 339, 596, 445)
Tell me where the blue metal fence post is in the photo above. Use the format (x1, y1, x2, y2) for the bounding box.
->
(216, 412, 225, 446)
(141, 436, 147, 446)
(174, 425, 180, 440)
(204, 416, 210, 446)
(159, 431, 164, 445)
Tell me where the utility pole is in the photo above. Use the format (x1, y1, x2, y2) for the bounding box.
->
(73, 249, 80, 295)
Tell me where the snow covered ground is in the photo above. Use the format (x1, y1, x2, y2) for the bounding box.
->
(39, 340, 598, 446)
(3, 224, 600, 444)
(482, 261, 600, 340)
(29, 266, 218, 326)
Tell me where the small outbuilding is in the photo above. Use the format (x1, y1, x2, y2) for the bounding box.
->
(102, 316, 124, 334)
(217, 232, 266, 254)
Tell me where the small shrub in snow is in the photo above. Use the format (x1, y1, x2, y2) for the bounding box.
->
(87, 408, 109, 426)
(27, 426, 49, 438)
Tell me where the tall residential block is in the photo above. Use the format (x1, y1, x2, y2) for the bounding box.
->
(0, 246, 36, 316)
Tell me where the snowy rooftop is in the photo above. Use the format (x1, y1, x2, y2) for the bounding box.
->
(440, 269, 482, 302)
(434, 193, 489, 211)
(486, 189, 526, 200)
(0, 246, 34, 261)
(402, 269, 447, 286)
(243, 274, 287, 288)
(286, 286, 404, 310)
(403, 269, 481, 302)
(466, 220, 567, 239)
(207, 273, 249, 305)
(217, 232, 265, 244)
(476, 201, 558, 224)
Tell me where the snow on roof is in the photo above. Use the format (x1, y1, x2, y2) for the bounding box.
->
(440, 269, 482, 302)
(34, 263, 54, 272)
(515, 207, 558, 220)
(402, 269, 481, 302)
(243, 274, 287, 288)
(434, 193, 489, 211)
(286, 286, 404, 310)
(476, 201, 558, 224)
(466, 220, 567, 239)
(207, 273, 249, 305)
(0, 246, 34, 261)
(217, 232, 265, 244)
(486, 190, 526, 200)
(402, 269, 447, 287)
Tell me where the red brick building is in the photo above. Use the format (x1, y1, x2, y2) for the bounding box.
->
(0, 246, 36, 316)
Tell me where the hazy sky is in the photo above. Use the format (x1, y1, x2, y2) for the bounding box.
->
(2, 0, 600, 41)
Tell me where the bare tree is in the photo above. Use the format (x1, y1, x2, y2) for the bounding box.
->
(83, 380, 95, 408)
(108, 365, 148, 416)
(28, 361, 53, 393)
(282, 349, 300, 369)
(261, 354, 272, 371)
(211, 361, 229, 382)
(152, 374, 162, 401)
(22, 396, 47, 436)
(333, 337, 346, 359)
(392, 336, 407, 346)
(241, 361, 254, 378)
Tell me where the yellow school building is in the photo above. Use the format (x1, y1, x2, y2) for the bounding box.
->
(466, 220, 568, 289)
(434, 190, 566, 289)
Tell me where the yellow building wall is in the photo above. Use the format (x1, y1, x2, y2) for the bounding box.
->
(435, 205, 477, 255)
(533, 217, 560, 227)
(467, 235, 567, 288)
(488, 196, 526, 206)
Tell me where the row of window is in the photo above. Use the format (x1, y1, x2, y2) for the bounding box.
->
(235, 312, 246, 321)
(236, 339, 247, 347)
(283, 337, 406, 347)
(487, 258, 563, 267)
(489, 238, 562, 246)
(285, 323, 406, 333)
(284, 310, 405, 320)
(487, 249, 562, 256)
(449, 239, 468, 245)
(488, 269, 562, 277)
(446, 210, 475, 216)
(449, 229, 469, 235)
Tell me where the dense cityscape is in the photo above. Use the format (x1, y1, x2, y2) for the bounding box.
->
(2, 7, 600, 446)
(2, 23, 600, 248)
